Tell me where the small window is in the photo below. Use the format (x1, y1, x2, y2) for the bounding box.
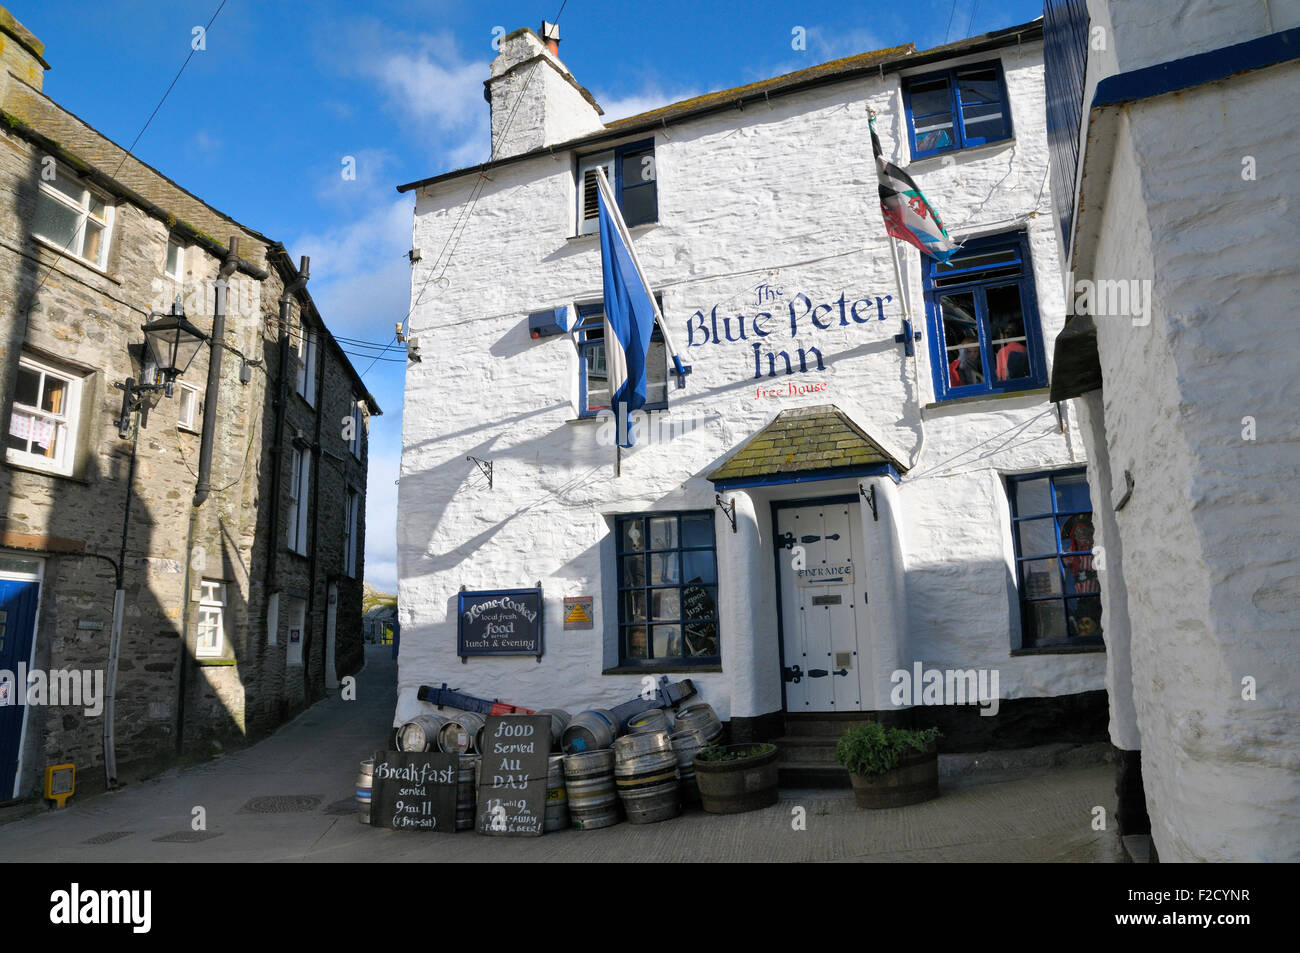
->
(197, 580, 225, 658)
(177, 383, 200, 431)
(33, 165, 114, 268)
(576, 139, 657, 235)
(575, 301, 667, 417)
(347, 399, 362, 458)
(904, 62, 1012, 158)
(344, 488, 359, 577)
(294, 325, 317, 406)
(165, 239, 184, 281)
(288, 447, 311, 555)
(923, 231, 1046, 401)
(1008, 468, 1103, 649)
(616, 512, 719, 667)
(5, 355, 83, 476)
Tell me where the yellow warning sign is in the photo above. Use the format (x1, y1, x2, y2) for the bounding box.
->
(563, 597, 594, 630)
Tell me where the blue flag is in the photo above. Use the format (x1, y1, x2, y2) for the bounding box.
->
(596, 171, 657, 447)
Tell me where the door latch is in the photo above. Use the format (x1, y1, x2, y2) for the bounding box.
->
(782, 664, 803, 684)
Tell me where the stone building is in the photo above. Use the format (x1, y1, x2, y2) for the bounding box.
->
(0, 7, 378, 800)
(1044, 0, 1299, 861)
(394, 19, 1110, 778)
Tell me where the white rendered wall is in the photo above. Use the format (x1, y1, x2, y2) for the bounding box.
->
(397, 41, 1105, 729)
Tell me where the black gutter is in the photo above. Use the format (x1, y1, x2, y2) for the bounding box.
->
(396, 19, 1044, 195)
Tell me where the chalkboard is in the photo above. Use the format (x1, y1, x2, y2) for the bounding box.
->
(682, 579, 718, 657)
(475, 714, 551, 836)
(369, 750, 458, 832)
(458, 588, 544, 659)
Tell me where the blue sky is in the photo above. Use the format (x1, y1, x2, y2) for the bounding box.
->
(17, 0, 1044, 591)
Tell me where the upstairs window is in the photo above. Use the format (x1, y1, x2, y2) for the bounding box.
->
(177, 382, 200, 432)
(576, 139, 657, 235)
(615, 512, 719, 667)
(294, 325, 317, 407)
(5, 355, 82, 476)
(904, 62, 1011, 158)
(344, 488, 359, 577)
(33, 165, 114, 269)
(165, 239, 184, 281)
(197, 580, 226, 658)
(347, 399, 362, 458)
(923, 231, 1046, 402)
(1008, 468, 1103, 649)
(575, 301, 666, 417)
(288, 447, 311, 555)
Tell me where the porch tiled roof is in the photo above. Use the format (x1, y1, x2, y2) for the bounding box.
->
(706, 405, 906, 482)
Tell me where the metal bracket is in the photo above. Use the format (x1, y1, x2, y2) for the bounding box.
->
(893, 317, 922, 357)
(715, 494, 736, 533)
(1114, 469, 1135, 512)
(467, 456, 493, 489)
(860, 483, 878, 521)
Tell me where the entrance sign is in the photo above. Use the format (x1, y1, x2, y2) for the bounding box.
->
(458, 588, 543, 660)
(369, 750, 458, 832)
(795, 563, 854, 587)
(476, 714, 551, 836)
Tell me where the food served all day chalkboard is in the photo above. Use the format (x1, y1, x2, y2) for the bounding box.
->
(369, 751, 458, 832)
(476, 714, 551, 836)
(458, 588, 544, 660)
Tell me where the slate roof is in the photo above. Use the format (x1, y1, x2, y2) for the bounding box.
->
(707, 405, 906, 483)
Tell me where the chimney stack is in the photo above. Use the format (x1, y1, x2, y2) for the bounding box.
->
(0, 6, 50, 94)
(540, 21, 560, 57)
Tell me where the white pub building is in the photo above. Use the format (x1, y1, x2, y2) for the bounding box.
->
(394, 18, 1110, 772)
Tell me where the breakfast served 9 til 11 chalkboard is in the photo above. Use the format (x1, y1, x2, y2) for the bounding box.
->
(369, 750, 458, 832)
(475, 714, 552, 836)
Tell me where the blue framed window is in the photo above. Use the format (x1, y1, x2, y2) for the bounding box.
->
(615, 512, 719, 667)
(904, 61, 1012, 158)
(922, 231, 1046, 402)
(577, 138, 657, 235)
(1008, 468, 1103, 649)
(576, 301, 667, 417)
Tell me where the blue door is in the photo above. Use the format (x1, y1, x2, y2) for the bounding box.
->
(0, 579, 40, 799)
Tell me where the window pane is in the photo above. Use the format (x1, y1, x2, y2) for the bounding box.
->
(40, 375, 67, 415)
(649, 552, 679, 585)
(621, 148, 654, 185)
(35, 191, 82, 249)
(914, 119, 953, 152)
(941, 292, 983, 386)
(647, 517, 677, 550)
(909, 78, 951, 116)
(681, 514, 713, 548)
(620, 183, 656, 227)
(986, 285, 1029, 381)
(14, 366, 40, 407)
(625, 625, 648, 659)
(652, 625, 681, 659)
(1015, 478, 1051, 516)
(1015, 518, 1058, 558)
(44, 174, 85, 205)
(962, 114, 1007, 143)
(646, 338, 667, 404)
(585, 341, 610, 410)
(1026, 601, 1067, 644)
(650, 588, 680, 622)
(621, 519, 645, 552)
(1022, 558, 1063, 598)
(957, 69, 1001, 103)
(1053, 473, 1092, 514)
(682, 550, 716, 585)
(935, 247, 1018, 276)
(622, 554, 646, 586)
(1067, 597, 1103, 639)
(87, 192, 107, 220)
(1060, 515, 1099, 594)
(166, 241, 183, 276)
(623, 590, 646, 622)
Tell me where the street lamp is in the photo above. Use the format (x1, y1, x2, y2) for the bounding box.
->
(115, 298, 208, 437)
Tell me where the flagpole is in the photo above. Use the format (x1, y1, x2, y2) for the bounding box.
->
(593, 168, 687, 377)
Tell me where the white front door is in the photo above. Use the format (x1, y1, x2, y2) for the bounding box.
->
(776, 500, 867, 712)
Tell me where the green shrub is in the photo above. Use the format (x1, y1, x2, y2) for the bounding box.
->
(696, 743, 775, 763)
(834, 723, 940, 779)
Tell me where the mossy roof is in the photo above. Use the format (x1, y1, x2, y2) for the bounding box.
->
(707, 405, 906, 483)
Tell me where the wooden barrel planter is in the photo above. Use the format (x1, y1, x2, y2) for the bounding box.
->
(694, 743, 779, 814)
(849, 744, 939, 809)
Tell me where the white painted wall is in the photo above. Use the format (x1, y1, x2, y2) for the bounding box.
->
(396, 40, 1106, 731)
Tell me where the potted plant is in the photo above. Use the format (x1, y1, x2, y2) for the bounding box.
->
(693, 743, 779, 814)
(835, 723, 941, 809)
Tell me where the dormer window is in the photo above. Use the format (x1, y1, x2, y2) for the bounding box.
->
(576, 139, 657, 235)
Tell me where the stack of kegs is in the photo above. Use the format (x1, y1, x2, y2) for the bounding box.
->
(355, 758, 374, 824)
(438, 712, 486, 755)
(396, 713, 449, 752)
(537, 709, 572, 751)
(626, 708, 673, 734)
(669, 728, 707, 803)
(613, 730, 680, 824)
(456, 755, 478, 830)
(561, 709, 618, 753)
(673, 703, 723, 747)
(544, 754, 570, 832)
(563, 749, 620, 830)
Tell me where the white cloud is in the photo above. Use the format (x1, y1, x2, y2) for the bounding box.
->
(594, 86, 704, 123)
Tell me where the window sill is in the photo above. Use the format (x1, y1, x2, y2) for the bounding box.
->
(4, 456, 86, 483)
(196, 657, 236, 666)
(603, 664, 722, 675)
(909, 137, 1015, 167)
(567, 222, 659, 242)
(923, 387, 1049, 415)
(567, 404, 670, 424)
(1009, 644, 1105, 657)
(178, 425, 200, 436)
(30, 234, 118, 282)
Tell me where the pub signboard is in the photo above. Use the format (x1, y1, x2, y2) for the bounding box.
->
(457, 587, 544, 661)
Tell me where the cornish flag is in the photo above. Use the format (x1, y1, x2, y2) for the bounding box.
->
(870, 112, 958, 262)
(594, 167, 686, 447)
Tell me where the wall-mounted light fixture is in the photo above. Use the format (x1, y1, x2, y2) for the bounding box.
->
(115, 298, 208, 438)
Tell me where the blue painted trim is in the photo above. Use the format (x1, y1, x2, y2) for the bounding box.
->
(771, 493, 861, 511)
(612, 137, 658, 228)
(713, 463, 899, 491)
(904, 60, 1014, 159)
(1093, 27, 1300, 110)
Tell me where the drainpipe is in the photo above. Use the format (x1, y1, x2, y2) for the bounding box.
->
(174, 237, 243, 755)
(102, 422, 138, 787)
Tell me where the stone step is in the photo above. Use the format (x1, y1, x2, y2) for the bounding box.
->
(781, 714, 876, 738)
(772, 735, 841, 763)
(779, 763, 851, 789)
